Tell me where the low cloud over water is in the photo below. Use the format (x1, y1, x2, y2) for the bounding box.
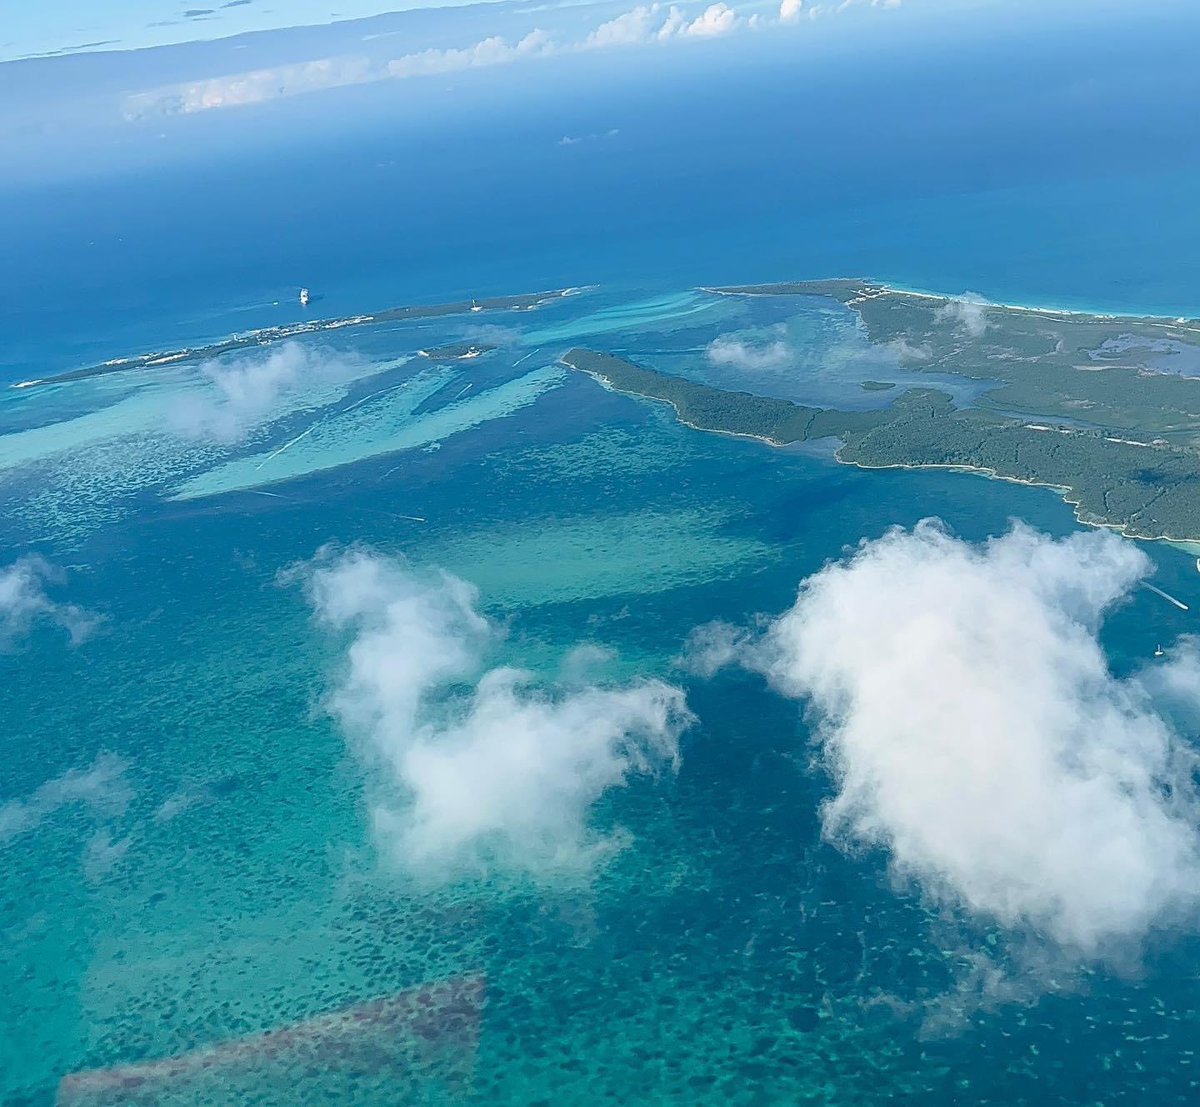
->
(296, 548, 692, 881)
(689, 520, 1200, 968)
(0, 556, 99, 648)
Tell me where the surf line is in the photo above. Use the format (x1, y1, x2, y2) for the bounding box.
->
(1142, 581, 1190, 612)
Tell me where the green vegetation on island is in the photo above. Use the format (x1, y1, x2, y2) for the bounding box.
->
(838, 397, 1200, 541)
(714, 279, 1200, 439)
(560, 349, 901, 444)
(562, 313, 1200, 542)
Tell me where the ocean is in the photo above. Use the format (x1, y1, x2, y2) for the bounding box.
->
(3, 8, 1200, 1104)
(3, 8, 1200, 385)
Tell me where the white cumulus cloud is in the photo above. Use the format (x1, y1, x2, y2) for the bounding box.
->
(683, 2, 739, 36)
(779, 0, 805, 22)
(299, 548, 692, 880)
(168, 342, 364, 444)
(583, 3, 740, 46)
(935, 292, 992, 338)
(125, 55, 382, 117)
(388, 29, 556, 79)
(0, 557, 99, 648)
(690, 520, 1200, 965)
(706, 325, 794, 371)
(585, 5, 663, 47)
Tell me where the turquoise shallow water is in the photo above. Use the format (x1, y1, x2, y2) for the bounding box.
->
(5, 10, 1200, 1099)
(3, 284, 1200, 1104)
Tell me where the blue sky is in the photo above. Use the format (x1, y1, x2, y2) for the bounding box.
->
(1, 0, 908, 159)
(0, 0, 1049, 60)
(0, 0, 494, 60)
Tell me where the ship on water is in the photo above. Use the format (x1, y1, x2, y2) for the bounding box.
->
(299, 287, 311, 307)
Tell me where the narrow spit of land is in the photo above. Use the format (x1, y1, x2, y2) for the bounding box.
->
(417, 343, 497, 361)
(15, 290, 572, 389)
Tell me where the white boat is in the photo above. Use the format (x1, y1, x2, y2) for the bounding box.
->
(1196, 557, 1200, 573)
(299, 287, 311, 307)
(1155, 644, 1165, 658)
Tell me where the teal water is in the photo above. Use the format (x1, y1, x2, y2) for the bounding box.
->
(3, 285, 1200, 1105)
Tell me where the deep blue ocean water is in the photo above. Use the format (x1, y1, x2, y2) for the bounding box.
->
(3, 9, 1200, 385)
(4, 9, 1200, 1104)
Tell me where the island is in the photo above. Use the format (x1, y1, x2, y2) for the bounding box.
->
(417, 343, 496, 361)
(560, 348, 911, 445)
(14, 289, 576, 389)
(563, 276, 1200, 544)
(711, 279, 1200, 437)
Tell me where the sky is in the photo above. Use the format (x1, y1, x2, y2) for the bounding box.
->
(0, 1, 1104, 153)
(0, 0, 1170, 63)
(0, 0, 490, 60)
(0, 0, 912, 181)
(4, 0, 1189, 156)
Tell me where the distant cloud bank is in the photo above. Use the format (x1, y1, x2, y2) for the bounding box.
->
(124, 0, 899, 118)
(298, 548, 692, 881)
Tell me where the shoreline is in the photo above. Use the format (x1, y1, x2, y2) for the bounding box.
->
(701, 279, 1200, 328)
(561, 358, 788, 449)
(835, 453, 1200, 548)
(879, 281, 1200, 326)
(12, 287, 577, 390)
(562, 353, 1200, 551)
